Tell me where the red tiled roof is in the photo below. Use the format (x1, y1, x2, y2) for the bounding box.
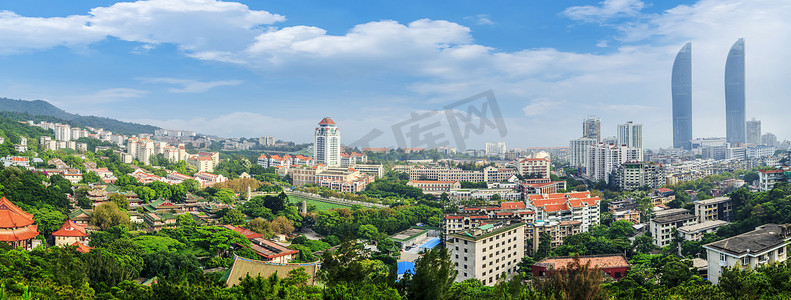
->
(318, 117, 336, 125)
(535, 255, 629, 269)
(0, 197, 35, 228)
(0, 224, 38, 242)
(657, 188, 673, 193)
(496, 212, 513, 216)
(543, 203, 569, 212)
(71, 241, 93, 253)
(52, 220, 87, 237)
(519, 211, 535, 214)
(222, 225, 263, 239)
(470, 215, 489, 219)
(445, 216, 464, 219)
(500, 202, 526, 209)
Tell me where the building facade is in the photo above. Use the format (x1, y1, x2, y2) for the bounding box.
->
(725, 38, 746, 144)
(314, 117, 341, 167)
(672, 42, 693, 150)
(448, 222, 525, 286)
(704, 224, 791, 284)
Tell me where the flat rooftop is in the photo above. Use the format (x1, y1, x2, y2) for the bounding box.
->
(653, 213, 696, 224)
(534, 254, 629, 269)
(704, 224, 791, 256)
(678, 220, 729, 233)
(654, 208, 691, 218)
(695, 197, 731, 206)
(390, 228, 428, 241)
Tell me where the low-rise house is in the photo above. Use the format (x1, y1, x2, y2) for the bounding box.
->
(678, 220, 729, 242)
(532, 254, 630, 280)
(52, 220, 89, 247)
(407, 180, 461, 195)
(704, 224, 791, 284)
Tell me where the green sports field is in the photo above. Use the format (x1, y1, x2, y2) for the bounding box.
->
(288, 194, 351, 211)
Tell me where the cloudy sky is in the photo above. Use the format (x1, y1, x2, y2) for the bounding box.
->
(0, 0, 789, 150)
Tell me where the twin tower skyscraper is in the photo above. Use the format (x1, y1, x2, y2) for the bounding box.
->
(672, 38, 746, 150)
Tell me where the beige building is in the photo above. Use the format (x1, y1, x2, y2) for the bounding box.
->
(649, 208, 697, 248)
(704, 224, 791, 284)
(694, 197, 733, 222)
(678, 220, 729, 242)
(406, 180, 461, 195)
(52, 220, 88, 247)
(447, 221, 525, 286)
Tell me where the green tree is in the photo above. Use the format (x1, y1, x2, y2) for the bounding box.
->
(91, 202, 130, 230)
(214, 188, 237, 204)
(81, 171, 101, 184)
(108, 193, 129, 210)
(222, 209, 246, 225)
(403, 247, 457, 300)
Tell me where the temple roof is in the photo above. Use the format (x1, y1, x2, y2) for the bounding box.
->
(0, 197, 35, 228)
(0, 224, 39, 242)
(52, 220, 88, 237)
(71, 241, 93, 253)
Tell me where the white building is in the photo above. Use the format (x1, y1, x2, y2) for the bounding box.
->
(447, 221, 525, 286)
(582, 116, 601, 142)
(54, 124, 71, 141)
(617, 121, 643, 149)
(484, 142, 507, 156)
(649, 208, 696, 248)
(314, 117, 341, 167)
(585, 143, 642, 183)
(569, 137, 596, 168)
(704, 224, 791, 284)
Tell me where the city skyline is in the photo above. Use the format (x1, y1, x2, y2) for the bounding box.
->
(0, 0, 789, 149)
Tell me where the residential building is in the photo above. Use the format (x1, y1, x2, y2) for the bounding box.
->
(569, 137, 596, 167)
(725, 38, 746, 144)
(532, 220, 582, 250)
(186, 155, 215, 172)
(54, 124, 71, 141)
(515, 157, 550, 179)
(349, 164, 384, 179)
(528, 191, 600, 232)
(583, 116, 601, 142)
(194, 172, 228, 188)
(762, 133, 778, 147)
(340, 152, 367, 167)
(519, 179, 567, 195)
(585, 143, 642, 183)
(52, 220, 89, 247)
(758, 167, 791, 191)
(613, 162, 665, 191)
(694, 197, 734, 222)
(447, 221, 525, 286)
(672, 42, 693, 150)
(704, 224, 791, 284)
(649, 208, 697, 248)
(532, 255, 630, 281)
(0, 197, 40, 250)
(314, 117, 341, 167)
(407, 180, 461, 195)
(260, 136, 276, 146)
(617, 121, 643, 149)
(678, 220, 729, 242)
(485, 142, 507, 156)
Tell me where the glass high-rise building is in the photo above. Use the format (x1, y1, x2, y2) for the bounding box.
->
(746, 118, 761, 145)
(583, 116, 601, 142)
(671, 42, 692, 150)
(725, 38, 746, 144)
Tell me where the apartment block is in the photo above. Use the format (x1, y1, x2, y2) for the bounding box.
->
(694, 197, 734, 222)
(448, 221, 525, 286)
(649, 208, 697, 248)
(704, 224, 791, 284)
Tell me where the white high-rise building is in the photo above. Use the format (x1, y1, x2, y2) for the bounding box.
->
(585, 143, 642, 183)
(569, 138, 596, 167)
(485, 142, 506, 156)
(314, 117, 341, 167)
(617, 121, 643, 149)
(54, 124, 71, 141)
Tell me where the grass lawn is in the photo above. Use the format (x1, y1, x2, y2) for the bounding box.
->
(288, 195, 351, 211)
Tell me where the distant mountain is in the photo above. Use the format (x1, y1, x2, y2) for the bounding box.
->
(0, 98, 160, 136)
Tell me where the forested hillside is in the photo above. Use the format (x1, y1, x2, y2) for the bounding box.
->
(0, 98, 159, 135)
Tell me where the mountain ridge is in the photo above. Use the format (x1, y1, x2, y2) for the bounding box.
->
(0, 97, 160, 136)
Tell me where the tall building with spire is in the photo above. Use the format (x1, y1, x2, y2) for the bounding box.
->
(725, 38, 746, 144)
(672, 42, 692, 150)
(314, 117, 341, 167)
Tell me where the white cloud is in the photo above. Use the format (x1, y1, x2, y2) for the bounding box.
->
(563, 0, 646, 23)
(2, 0, 791, 147)
(523, 98, 562, 116)
(139, 77, 243, 93)
(464, 14, 495, 26)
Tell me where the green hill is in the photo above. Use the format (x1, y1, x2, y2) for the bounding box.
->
(0, 98, 159, 135)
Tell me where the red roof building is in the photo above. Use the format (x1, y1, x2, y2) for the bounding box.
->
(71, 241, 93, 253)
(0, 197, 39, 250)
(532, 254, 630, 280)
(53, 219, 89, 246)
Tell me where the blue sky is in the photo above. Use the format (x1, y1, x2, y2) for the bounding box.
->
(0, 0, 788, 150)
